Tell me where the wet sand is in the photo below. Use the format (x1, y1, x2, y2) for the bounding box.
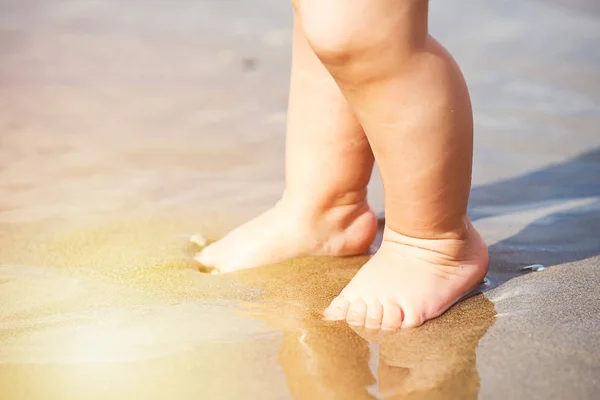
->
(1, 0, 599, 399)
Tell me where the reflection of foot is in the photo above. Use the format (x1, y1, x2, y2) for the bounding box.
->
(351, 294, 496, 398)
(324, 220, 488, 329)
(192, 198, 377, 273)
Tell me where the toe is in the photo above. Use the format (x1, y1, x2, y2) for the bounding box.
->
(401, 310, 424, 329)
(323, 296, 350, 321)
(364, 300, 384, 330)
(381, 300, 403, 331)
(346, 299, 368, 326)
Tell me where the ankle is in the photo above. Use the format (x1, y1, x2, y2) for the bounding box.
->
(385, 214, 471, 242)
(280, 187, 369, 215)
(277, 189, 373, 235)
(383, 217, 485, 260)
(320, 198, 373, 231)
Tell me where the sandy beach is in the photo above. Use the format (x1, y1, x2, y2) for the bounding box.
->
(1, 0, 599, 399)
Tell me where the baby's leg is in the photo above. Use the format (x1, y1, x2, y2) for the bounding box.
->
(294, 0, 488, 328)
(193, 17, 377, 272)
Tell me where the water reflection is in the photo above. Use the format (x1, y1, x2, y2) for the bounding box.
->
(240, 259, 496, 399)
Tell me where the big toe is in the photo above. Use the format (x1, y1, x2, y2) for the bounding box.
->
(400, 306, 424, 329)
(381, 299, 403, 331)
(194, 244, 219, 267)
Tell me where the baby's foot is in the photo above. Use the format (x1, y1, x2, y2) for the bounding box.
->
(192, 197, 377, 273)
(323, 220, 488, 329)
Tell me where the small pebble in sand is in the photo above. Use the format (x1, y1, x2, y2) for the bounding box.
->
(189, 233, 208, 247)
(241, 57, 257, 71)
(521, 264, 546, 272)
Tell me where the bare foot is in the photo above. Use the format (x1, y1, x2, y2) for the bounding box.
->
(323, 219, 488, 330)
(192, 197, 377, 273)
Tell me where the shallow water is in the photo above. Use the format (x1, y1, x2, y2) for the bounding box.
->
(1, 0, 600, 399)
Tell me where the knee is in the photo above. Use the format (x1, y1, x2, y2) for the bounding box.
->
(296, 0, 424, 68)
(296, 0, 384, 67)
